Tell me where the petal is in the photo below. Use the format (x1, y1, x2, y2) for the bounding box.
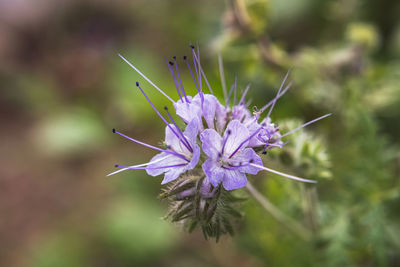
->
(200, 129, 222, 158)
(161, 166, 187, 184)
(193, 94, 222, 129)
(222, 170, 248, 190)
(235, 148, 263, 175)
(215, 103, 228, 133)
(224, 120, 250, 156)
(246, 119, 264, 147)
(186, 144, 200, 170)
(202, 158, 225, 187)
(183, 118, 200, 146)
(232, 105, 251, 122)
(173, 97, 202, 124)
(146, 152, 185, 177)
(165, 124, 185, 153)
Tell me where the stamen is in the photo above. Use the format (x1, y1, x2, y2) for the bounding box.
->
(106, 155, 170, 177)
(184, 56, 201, 99)
(193, 43, 202, 93)
(115, 163, 187, 171)
(233, 76, 237, 105)
(250, 163, 317, 183)
(281, 114, 332, 138)
(221, 129, 231, 155)
(218, 54, 228, 101)
(166, 59, 183, 102)
(118, 54, 174, 102)
(239, 83, 251, 105)
(226, 81, 235, 107)
(173, 57, 189, 102)
(229, 127, 263, 158)
(266, 69, 291, 119)
(191, 45, 204, 104)
(260, 81, 292, 113)
(112, 128, 189, 162)
(164, 106, 193, 153)
(191, 49, 214, 94)
(136, 82, 194, 151)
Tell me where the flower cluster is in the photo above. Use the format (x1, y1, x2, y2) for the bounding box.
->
(109, 45, 330, 240)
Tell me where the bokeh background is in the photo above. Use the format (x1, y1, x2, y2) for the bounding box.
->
(1, 0, 400, 266)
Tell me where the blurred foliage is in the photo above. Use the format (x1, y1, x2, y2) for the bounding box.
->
(214, 0, 400, 266)
(1, 0, 400, 266)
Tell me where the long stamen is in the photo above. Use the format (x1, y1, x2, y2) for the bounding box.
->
(239, 83, 251, 105)
(136, 82, 193, 150)
(112, 129, 189, 162)
(184, 56, 201, 98)
(218, 54, 228, 101)
(106, 155, 170, 177)
(118, 54, 174, 102)
(229, 127, 263, 158)
(166, 59, 183, 102)
(226, 81, 235, 107)
(281, 113, 332, 138)
(191, 49, 214, 94)
(250, 163, 317, 183)
(115, 163, 187, 170)
(233, 76, 237, 105)
(221, 130, 231, 155)
(164, 107, 193, 153)
(190, 44, 204, 104)
(266, 69, 291, 119)
(260, 81, 292, 114)
(192, 44, 202, 94)
(173, 56, 189, 102)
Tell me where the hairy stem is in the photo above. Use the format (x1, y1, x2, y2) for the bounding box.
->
(245, 182, 311, 241)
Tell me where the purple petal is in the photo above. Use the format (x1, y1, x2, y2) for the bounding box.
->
(200, 129, 222, 158)
(165, 124, 186, 154)
(202, 158, 225, 187)
(224, 120, 250, 156)
(183, 118, 200, 145)
(173, 96, 202, 124)
(222, 169, 248, 190)
(146, 152, 186, 177)
(235, 148, 263, 175)
(193, 94, 225, 130)
(161, 166, 187, 184)
(232, 104, 251, 122)
(186, 144, 200, 170)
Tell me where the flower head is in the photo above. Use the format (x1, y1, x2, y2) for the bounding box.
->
(109, 45, 330, 240)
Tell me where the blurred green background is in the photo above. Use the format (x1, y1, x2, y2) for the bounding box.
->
(1, 0, 400, 266)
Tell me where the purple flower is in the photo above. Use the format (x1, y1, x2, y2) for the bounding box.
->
(174, 93, 227, 131)
(146, 118, 200, 184)
(110, 48, 329, 187)
(245, 116, 284, 150)
(200, 120, 262, 190)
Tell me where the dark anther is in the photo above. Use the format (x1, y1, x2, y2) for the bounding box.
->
(166, 145, 171, 149)
(261, 122, 266, 127)
(189, 44, 195, 49)
(249, 159, 254, 163)
(227, 130, 232, 135)
(183, 55, 187, 60)
(169, 61, 174, 66)
(112, 128, 116, 133)
(262, 151, 267, 155)
(114, 164, 119, 167)
(136, 81, 139, 86)
(239, 162, 243, 166)
(173, 56, 176, 60)
(218, 152, 222, 158)
(164, 106, 168, 110)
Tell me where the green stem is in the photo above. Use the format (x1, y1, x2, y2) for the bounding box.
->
(245, 182, 312, 241)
